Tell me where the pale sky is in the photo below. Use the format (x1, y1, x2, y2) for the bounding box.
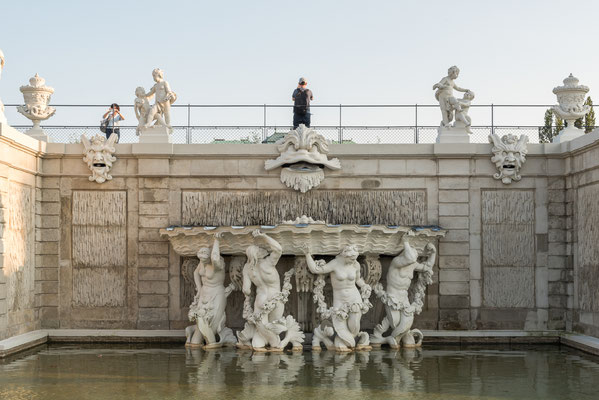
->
(1, 0, 598, 128)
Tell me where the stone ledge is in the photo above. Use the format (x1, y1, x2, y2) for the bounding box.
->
(2, 329, 598, 358)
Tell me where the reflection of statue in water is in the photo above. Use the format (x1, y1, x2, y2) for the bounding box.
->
(237, 230, 304, 351)
(303, 245, 373, 352)
(186, 233, 236, 348)
(432, 66, 471, 128)
(371, 348, 422, 390)
(312, 351, 370, 389)
(0, 49, 7, 125)
(371, 234, 436, 348)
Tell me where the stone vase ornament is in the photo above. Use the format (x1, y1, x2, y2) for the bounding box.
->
(185, 234, 237, 349)
(370, 234, 436, 349)
(81, 133, 118, 183)
(432, 66, 473, 143)
(17, 73, 56, 141)
(236, 230, 304, 352)
(303, 245, 373, 352)
(488, 133, 529, 184)
(552, 74, 590, 143)
(265, 124, 341, 192)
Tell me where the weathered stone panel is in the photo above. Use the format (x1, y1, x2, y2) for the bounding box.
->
(5, 183, 35, 313)
(71, 191, 127, 307)
(482, 190, 535, 308)
(182, 190, 427, 226)
(577, 183, 599, 312)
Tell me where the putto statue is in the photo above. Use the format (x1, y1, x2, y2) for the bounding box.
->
(17, 73, 56, 141)
(237, 230, 304, 352)
(265, 124, 341, 193)
(432, 66, 474, 143)
(551, 74, 591, 143)
(134, 68, 177, 143)
(488, 133, 529, 184)
(371, 234, 436, 348)
(0, 49, 6, 125)
(303, 245, 373, 352)
(186, 233, 237, 349)
(81, 133, 118, 184)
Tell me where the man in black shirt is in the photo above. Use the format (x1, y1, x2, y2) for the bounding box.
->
(292, 77, 314, 129)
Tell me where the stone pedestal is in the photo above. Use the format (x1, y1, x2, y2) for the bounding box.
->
(25, 126, 51, 142)
(552, 125, 584, 144)
(436, 125, 470, 144)
(138, 125, 171, 144)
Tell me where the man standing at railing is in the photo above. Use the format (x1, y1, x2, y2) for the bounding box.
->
(292, 77, 313, 129)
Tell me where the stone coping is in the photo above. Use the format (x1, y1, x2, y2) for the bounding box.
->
(2, 329, 598, 358)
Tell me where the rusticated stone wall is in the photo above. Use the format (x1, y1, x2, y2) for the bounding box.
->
(2, 126, 598, 341)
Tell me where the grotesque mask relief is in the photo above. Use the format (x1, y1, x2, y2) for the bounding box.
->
(265, 124, 341, 193)
(489, 133, 529, 184)
(81, 133, 118, 183)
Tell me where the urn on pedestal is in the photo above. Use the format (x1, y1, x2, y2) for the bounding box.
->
(17, 73, 56, 142)
(552, 74, 590, 143)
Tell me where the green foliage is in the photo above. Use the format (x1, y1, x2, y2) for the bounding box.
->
(539, 109, 554, 143)
(584, 96, 595, 133)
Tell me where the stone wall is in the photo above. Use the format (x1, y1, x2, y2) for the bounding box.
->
(569, 134, 599, 337)
(0, 126, 43, 340)
(2, 127, 599, 339)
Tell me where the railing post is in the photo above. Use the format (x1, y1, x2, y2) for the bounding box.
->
(263, 104, 267, 142)
(186, 103, 191, 144)
(415, 104, 418, 144)
(339, 104, 342, 143)
(491, 103, 494, 135)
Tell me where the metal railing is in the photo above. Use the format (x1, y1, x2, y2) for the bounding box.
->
(4, 103, 580, 143)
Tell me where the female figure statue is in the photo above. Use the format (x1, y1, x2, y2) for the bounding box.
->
(187, 233, 236, 348)
(237, 230, 304, 351)
(303, 245, 373, 351)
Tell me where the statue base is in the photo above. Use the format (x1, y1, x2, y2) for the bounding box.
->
(436, 126, 470, 144)
(25, 126, 51, 142)
(552, 126, 584, 143)
(138, 125, 172, 144)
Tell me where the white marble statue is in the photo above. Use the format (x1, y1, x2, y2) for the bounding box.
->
(17, 73, 56, 141)
(432, 66, 473, 143)
(0, 48, 6, 125)
(370, 234, 436, 348)
(488, 133, 529, 184)
(551, 74, 591, 143)
(237, 230, 304, 352)
(186, 233, 237, 348)
(81, 133, 118, 183)
(146, 68, 177, 128)
(303, 245, 373, 352)
(264, 125, 341, 193)
(134, 86, 165, 135)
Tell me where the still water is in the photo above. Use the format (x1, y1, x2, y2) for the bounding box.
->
(1, 344, 598, 400)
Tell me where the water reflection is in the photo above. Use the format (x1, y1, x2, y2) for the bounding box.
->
(1, 345, 599, 399)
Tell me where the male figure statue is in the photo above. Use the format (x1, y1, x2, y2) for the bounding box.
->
(145, 68, 177, 129)
(371, 234, 436, 348)
(432, 66, 470, 128)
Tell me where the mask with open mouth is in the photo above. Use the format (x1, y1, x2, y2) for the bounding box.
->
(81, 133, 118, 183)
(489, 133, 529, 184)
(264, 125, 341, 192)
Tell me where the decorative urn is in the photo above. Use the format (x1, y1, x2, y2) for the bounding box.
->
(17, 73, 56, 141)
(551, 74, 590, 143)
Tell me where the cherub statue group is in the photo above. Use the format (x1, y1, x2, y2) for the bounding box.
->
(134, 68, 177, 134)
(185, 230, 437, 352)
(433, 65, 475, 133)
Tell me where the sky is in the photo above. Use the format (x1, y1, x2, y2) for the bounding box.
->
(1, 0, 599, 128)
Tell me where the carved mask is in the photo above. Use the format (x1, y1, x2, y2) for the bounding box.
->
(489, 133, 529, 184)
